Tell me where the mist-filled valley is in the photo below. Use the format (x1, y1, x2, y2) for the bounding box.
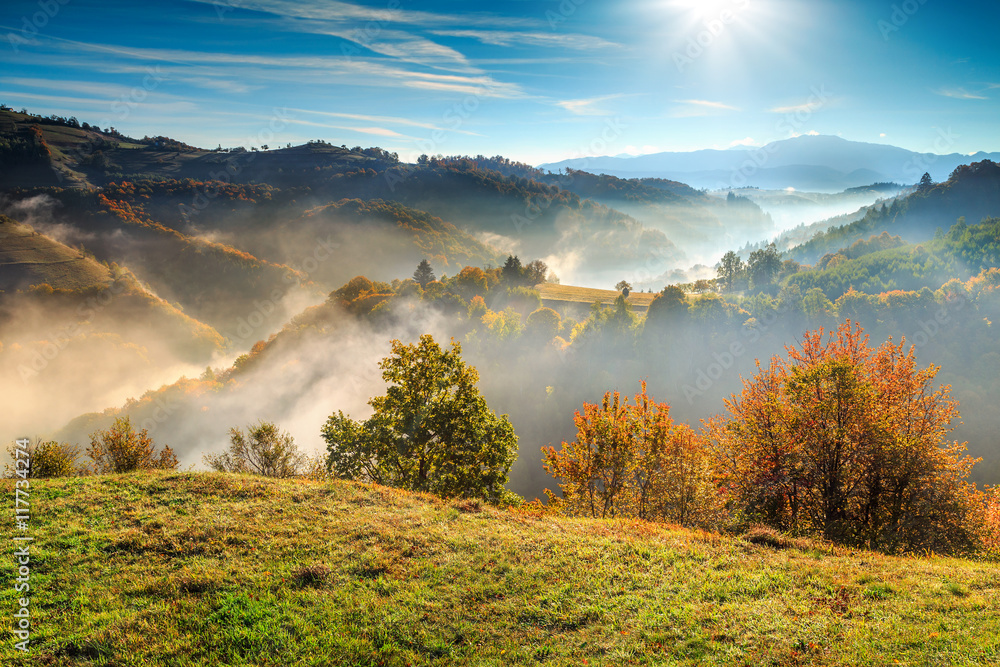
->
(1, 108, 999, 503)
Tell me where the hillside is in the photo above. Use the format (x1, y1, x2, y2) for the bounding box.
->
(787, 160, 1000, 264)
(0, 215, 110, 292)
(1, 471, 996, 666)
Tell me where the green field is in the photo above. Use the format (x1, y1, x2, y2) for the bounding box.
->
(2, 471, 997, 666)
(537, 283, 657, 312)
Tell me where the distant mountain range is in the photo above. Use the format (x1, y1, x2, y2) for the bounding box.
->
(539, 135, 1000, 193)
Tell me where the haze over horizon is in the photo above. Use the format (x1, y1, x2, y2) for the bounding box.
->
(2, 0, 999, 166)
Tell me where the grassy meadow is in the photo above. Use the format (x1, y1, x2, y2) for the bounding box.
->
(2, 471, 998, 666)
(536, 284, 657, 313)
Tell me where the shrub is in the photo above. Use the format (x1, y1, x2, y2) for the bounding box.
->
(88, 417, 178, 473)
(204, 421, 305, 478)
(4, 439, 82, 478)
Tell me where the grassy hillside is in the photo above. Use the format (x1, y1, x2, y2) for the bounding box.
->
(0, 215, 111, 292)
(2, 471, 997, 666)
(537, 283, 657, 312)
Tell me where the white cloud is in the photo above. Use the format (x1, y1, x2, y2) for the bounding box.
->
(287, 108, 481, 136)
(677, 99, 740, 111)
(430, 30, 618, 51)
(728, 136, 757, 147)
(185, 0, 540, 29)
(556, 94, 622, 116)
(769, 101, 823, 114)
(879, 132, 886, 137)
(933, 87, 988, 100)
(284, 118, 411, 138)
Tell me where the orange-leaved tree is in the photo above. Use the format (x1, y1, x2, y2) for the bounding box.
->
(710, 320, 984, 553)
(543, 382, 723, 527)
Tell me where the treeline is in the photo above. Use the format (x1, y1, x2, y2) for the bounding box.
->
(14, 321, 999, 557)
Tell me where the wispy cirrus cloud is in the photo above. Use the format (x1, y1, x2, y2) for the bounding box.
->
(185, 0, 540, 29)
(288, 108, 482, 136)
(430, 30, 619, 51)
(677, 99, 740, 111)
(934, 86, 988, 100)
(670, 99, 741, 117)
(557, 94, 623, 116)
(769, 100, 824, 113)
(284, 118, 412, 139)
(45, 40, 525, 99)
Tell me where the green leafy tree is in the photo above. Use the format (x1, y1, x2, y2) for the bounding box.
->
(87, 417, 178, 473)
(204, 421, 306, 478)
(717, 250, 745, 291)
(322, 335, 518, 502)
(747, 242, 782, 290)
(615, 280, 633, 292)
(413, 259, 435, 288)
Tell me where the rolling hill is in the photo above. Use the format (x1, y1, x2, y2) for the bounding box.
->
(1, 470, 996, 666)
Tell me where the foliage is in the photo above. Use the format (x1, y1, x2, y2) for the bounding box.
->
(204, 421, 306, 478)
(747, 242, 782, 290)
(322, 335, 518, 502)
(413, 259, 435, 288)
(543, 382, 724, 528)
(717, 250, 745, 292)
(711, 320, 985, 554)
(87, 416, 179, 473)
(3, 439, 82, 478)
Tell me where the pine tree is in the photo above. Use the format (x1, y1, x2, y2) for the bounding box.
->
(413, 259, 435, 288)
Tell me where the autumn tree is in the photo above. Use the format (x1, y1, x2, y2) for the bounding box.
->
(87, 417, 178, 473)
(711, 320, 984, 553)
(413, 259, 435, 288)
(543, 382, 723, 527)
(204, 421, 306, 478)
(523, 259, 550, 286)
(321, 335, 518, 502)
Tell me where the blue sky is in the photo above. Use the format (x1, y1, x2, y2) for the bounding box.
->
(1, 0, 998, 164)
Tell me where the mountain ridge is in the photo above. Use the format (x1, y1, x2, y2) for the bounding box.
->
(539, 135, 1000, 192)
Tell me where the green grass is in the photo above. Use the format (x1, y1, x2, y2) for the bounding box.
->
(537, 284, 657, 312)
(2, 471, 998, 666)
